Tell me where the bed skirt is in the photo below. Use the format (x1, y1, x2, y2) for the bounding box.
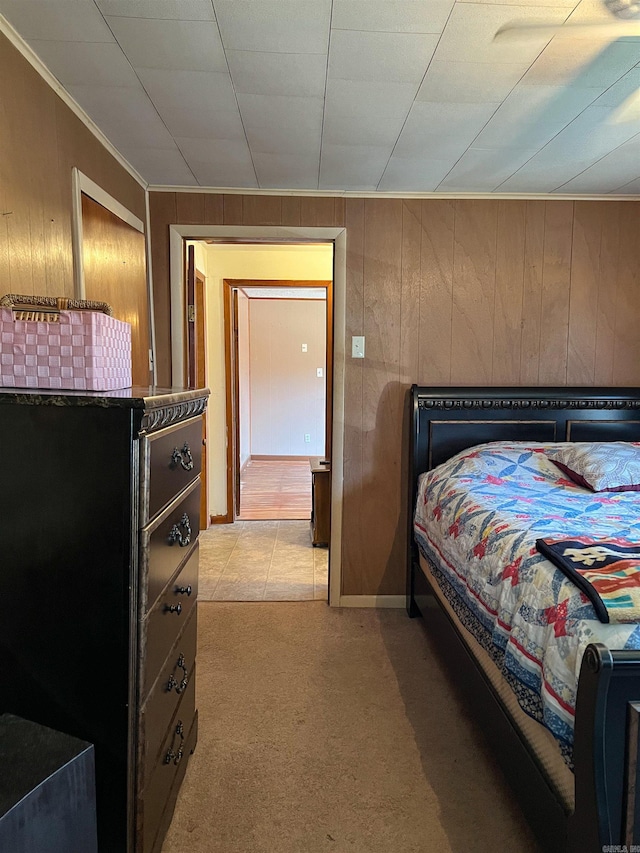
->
(418, 553, 575, 812)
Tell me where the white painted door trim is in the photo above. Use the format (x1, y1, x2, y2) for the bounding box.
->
(72, 167, 145, 300)
(169, 225, 346, 608)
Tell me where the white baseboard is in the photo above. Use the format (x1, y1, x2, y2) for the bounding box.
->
(338, 595, 405, 609)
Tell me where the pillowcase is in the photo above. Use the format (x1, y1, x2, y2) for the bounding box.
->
(548, 442, 640, 492)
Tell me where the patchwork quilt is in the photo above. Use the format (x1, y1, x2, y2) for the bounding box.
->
(413, 442, 640, 768)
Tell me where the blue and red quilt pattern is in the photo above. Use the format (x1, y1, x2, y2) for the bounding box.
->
(413, 442, 640, 769)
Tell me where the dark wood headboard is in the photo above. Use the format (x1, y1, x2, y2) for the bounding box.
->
(409, 385, 640, 494)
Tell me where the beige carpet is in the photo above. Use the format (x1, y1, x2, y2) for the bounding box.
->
(161, 602, 541, 853)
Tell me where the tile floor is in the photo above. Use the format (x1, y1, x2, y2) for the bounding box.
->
(198, 520, 328, 602)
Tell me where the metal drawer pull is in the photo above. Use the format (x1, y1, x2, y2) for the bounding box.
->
(176, 653, 189, 693)
(165, 721, 185, 766)
(165, 602, 182, 615)
(176, 584, 192, 596)
(166, 653, 189, 694)
(168, 513, 191, 547)
(171, 443, 194, 471)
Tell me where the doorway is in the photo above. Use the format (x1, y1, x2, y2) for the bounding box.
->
(183, 242, 334, 603)
(169, 225, 346, 607)
(223, 279, 332, 524)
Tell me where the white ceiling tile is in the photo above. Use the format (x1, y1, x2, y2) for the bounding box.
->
(521, 38, 640, 88)
(176, 137, 258, 187)
(328, 29, 438, 84)
(435, 3, 571, 65)
(555, 141, 640, 192)
(592, 65, 640, 107)
(322, 111, 404, 147)
(496, 158, 590, 193)
(436, 146, 539, 191)
(96, 0, 215, 19)
(394, 102, 499, 159)
(121, 146, 198, 185)
(252, 152, 320, 189)
(319, 143, 390, 190)
(497, 151, 600, 192)
(66, 84, 176, 149)
(237, 94, 324, 128)
(332, 0, 454, 33)
(417, 60, 527, 104)
(612, 177, 640, 194)
(0, 0, 115, 41)
(213, 0, 331, 53)
(226, 51, 327, 97)
(473, 84, 599, 149)
(377, 156, 454, 191)
(324, 78, 419, 120)
(27, 40, 138, 87)
(104, 17, 226, 71)
(137, 69, 242, 138)
(246, 129, 321, 157)
(533, 103, 640, 162)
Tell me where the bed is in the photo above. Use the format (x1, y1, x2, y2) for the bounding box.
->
(406, 386, 640, 853)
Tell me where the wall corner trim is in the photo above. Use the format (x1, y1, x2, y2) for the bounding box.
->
(0, 13, 148, 190)
(338, 595, 405, 609)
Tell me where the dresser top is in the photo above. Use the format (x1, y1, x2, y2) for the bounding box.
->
(0, 386, 209, 409)
(0, 386, 209, 432)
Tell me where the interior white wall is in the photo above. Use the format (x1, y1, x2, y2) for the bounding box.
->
(249, 299, 326, 457)
(203, 243, 333, 517)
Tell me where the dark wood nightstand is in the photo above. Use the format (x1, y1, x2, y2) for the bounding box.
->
(309, 456, 331, 547)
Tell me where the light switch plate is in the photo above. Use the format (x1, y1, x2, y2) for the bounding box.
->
(352, 336, 365, 358)
(316, 367, 323, 377)
(302, 343, 307, 352)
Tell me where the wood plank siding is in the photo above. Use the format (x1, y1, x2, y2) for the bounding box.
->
(149, 193, 640, 598)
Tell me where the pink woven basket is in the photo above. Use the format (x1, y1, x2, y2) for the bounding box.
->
(0, 294, 131, 391)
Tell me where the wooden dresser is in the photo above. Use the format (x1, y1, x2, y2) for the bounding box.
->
(0, 386, 209, 853)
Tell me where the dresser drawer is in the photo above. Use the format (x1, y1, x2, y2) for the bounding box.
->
(139, 607, 197, 784)
(139, 687, 197, 853)
(141, 416, 203, 525)
(142, 548, 198, 697)
(140, 478, 200, 614)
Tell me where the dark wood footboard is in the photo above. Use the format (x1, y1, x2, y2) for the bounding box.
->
(570, 645, 640, 852)
(406, 384, 640, 852)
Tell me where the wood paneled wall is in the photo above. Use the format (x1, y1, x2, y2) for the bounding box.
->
(149, 192, 640, 597)
(0, 32, 145, 302)
(82, 194, 150, 385)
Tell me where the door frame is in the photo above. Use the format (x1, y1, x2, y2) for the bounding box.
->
(223, 278, 333, 524)
(168, 225, 346, 608)
(184, 247, 210, 528)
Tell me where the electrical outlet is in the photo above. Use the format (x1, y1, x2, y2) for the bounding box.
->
(304, 433, 311, 443)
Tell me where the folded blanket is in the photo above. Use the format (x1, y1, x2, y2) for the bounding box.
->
(536, 537, 640, 624)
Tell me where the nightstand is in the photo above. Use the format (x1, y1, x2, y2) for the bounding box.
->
(309, 456, 331, 547)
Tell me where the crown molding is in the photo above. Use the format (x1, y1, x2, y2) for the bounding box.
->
(148, 184, 640, 202)
(0, 13, 147, 190)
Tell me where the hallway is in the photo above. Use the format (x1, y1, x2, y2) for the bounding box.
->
(237, 458, 312, 521)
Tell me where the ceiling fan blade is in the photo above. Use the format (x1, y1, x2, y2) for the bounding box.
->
(494, 19, 640, 41)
